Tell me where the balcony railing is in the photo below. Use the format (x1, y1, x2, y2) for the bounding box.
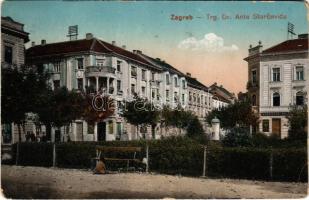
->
(85, 65, 116, 74)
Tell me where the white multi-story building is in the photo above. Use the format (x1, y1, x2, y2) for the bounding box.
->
(259, 34, 308, 138)
(25, 33, 217, 142)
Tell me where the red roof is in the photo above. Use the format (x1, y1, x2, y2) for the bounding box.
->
(26, 38, 154, 66)
(262, 38, 308, 54)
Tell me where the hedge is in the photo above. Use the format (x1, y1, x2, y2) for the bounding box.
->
(11, 137, 307, 182)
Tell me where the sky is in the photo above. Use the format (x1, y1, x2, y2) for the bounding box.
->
(2, 1, 308, 94)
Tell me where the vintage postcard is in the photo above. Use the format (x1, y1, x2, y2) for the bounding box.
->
(1, 0, 308, 199)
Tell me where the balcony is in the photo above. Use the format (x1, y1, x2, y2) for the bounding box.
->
(85, 65, 116, 77)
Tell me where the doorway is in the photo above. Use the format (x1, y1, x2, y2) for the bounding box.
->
(97, 122, 106, 141)
(272, 118, 281, 137)
(76, 122, 83, 141)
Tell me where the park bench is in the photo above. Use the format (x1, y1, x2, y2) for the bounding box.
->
(92, 146, 147, 172)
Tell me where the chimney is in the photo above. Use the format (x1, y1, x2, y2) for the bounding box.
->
(133, 50, 137, 53)
(31, 41, 35, 47)
(41, 39, 46, 45)
(186, 72, 191, 77)
(136, 50, 142, 54)
(122, 45, 126, 49)
(86, 33, 93, 40)
(298, 33, 308, 39)
(112, 41, 116, 46)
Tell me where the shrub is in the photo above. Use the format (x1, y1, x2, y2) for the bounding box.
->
(13, 142, 53, 167)
(11, 137, 307, 182)
(222, 127, 252, 147)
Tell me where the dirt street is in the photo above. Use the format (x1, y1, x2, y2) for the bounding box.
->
(1, 165, 307, 199)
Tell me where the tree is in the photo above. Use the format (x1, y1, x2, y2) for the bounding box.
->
(81, 92, 115, 125)
(122, 96, 160, 139)
(186, 116, 204, 137)
(161, 106, 204, 137)
(222, 127, 252, 147)
(206, 100, 259, 129)
(2, 66, 50, 141)
(286, 105, 307, 140)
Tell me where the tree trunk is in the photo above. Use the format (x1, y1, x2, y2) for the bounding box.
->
(17, 123, 22, 142)
(151, 124, 156, 139)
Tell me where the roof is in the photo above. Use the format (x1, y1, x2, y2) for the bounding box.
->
(210, 83, 232, 97)
(186, 75, 208, 91)
(1, 16, 29, 42)
(262, 38, 308, 54)
(212, 93, 230, 104)
(26, 38, 155, 67)
(139, 54, 184, 75)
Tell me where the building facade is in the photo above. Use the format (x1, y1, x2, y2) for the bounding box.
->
(1, 16, 29, 145)
(25, 33, 218, 142)
(259, 34, 308, 138)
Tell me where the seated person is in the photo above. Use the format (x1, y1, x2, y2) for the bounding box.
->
(94, 156, 106, 174)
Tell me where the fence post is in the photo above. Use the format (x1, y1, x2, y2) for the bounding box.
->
(53, 143, 56, 167)
(269, 147, 273, 180)
(202, 145, 207, 178)
(15, 142, 19, 165)
(146, 143, 149, 173)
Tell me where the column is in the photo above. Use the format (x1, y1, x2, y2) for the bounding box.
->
(87, 78, 90, 87)
(96, 76, 99, 92)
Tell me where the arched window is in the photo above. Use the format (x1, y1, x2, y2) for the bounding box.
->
(296, 91, 304, 106)
(273, 92, 280, 106)
(251, 94, 256, 106)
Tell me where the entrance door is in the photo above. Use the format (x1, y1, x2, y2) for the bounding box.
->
(76, 122, 83, 141)
(55, 130, 61, 142)
(272, 119, 281, 137)
(97, 122, 106, 141)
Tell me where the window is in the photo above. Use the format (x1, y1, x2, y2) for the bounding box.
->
(4, 45, 13, 64)
(262, 120, 269, 132)
(189, 92, 192, 101)
(131, 84, 135, 95)
(272, 68, 280, 82)
(182, 80, 186, 89)
(96, 59, 104, 66)
(151, 72, 155, 81)
(77, 58, 84, 69)
(77, 78, 83, 90)
(88, 123, 95, 134)
(54, 62, 60, 72)
(174, 77, 178, 87)
(152, 89, 155, 99)
(251, 94, 256, 106)
(117, 80, 121, 93)
(296, 66, 304, 81)
(166, 90, 170, 101)
(142, 69, 146, 80)
(141, 86, 146, 95)
(53, 80, 60, 90)
(166, 74, 170, 85)
(131, 66, 137, 77)
(296, 91, 304, 106)
(108, 120, 113, 134)
(117, 60, 122, 72)
(273, 92, 280, 106)
(116, 122, 122, 140)
(157, 89, 160, 100)
(251, 69, 257, 83)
